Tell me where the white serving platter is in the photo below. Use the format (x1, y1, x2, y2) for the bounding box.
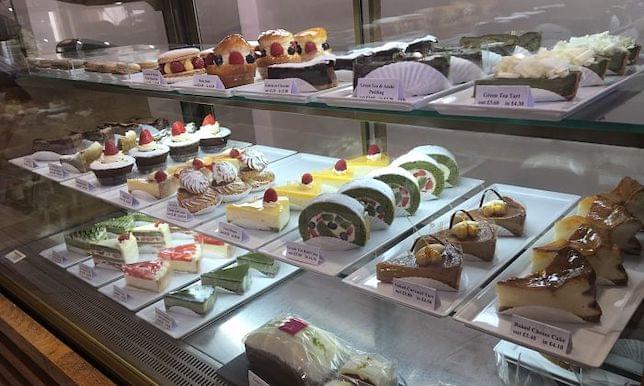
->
(96, 186, 174, 211)
(316, 82, 473, 111)
(31, 162, 84, 182)
(428, 66, 644, 120)
(135, 262, 300, 339)
(123, 72, 174, 91)
(258, 177, 484, 276)
(454, 224, 644, 367)
(66, 259, 123, 287)
(39, 243, 91, 268)
(245, 145, 297, 164)
(233, 81, 350, 104)
(8, 155, 48, 172)
(60, 172, 124, 195)
(343, 184, 580, 317)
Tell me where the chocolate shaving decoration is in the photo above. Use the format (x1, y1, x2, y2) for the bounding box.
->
(478, 188, 505, 208)
(449, 209, 475, 229)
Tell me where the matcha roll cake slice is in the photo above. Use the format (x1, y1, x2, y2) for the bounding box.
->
(411, 145, 459, 187)
(299, 193, 370, 250)
(391, 152, 445, 200)
(338, 178, 395, 230)
(368, 166, 421, 217)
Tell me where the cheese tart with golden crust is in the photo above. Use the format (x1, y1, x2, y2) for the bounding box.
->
(206, 34, 256, 88)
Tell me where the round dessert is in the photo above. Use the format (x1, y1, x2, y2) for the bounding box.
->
(211, 161, 251, 202)
(164, 121, 199, 162)
(294, 27, 331, 62)
(239, 148, 275, 192)
(90, 140, 135, 186)
(198, 113, 231, 153)
(157, 48, 205, 82)
(256, 29, 301, 79)
(129, 129, 169, 173)
(205, 34, 256, 88)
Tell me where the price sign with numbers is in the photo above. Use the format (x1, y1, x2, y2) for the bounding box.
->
(510, 315, 571, 355)
(285, 241, 321, 265)
(392, 278, 438, 309)
(475, 85, 534, 108)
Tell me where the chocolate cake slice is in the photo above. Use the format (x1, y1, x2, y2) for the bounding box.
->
(32, 133, 83, 155)
(267, 58, 338, 90)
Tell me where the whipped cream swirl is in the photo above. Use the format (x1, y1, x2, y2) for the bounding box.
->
(212, 161, 237, 184)
(241, 149, 268, 171)
(179, 169, 209, 194)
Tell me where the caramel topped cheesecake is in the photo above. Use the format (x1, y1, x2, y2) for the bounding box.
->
(497, 247, 602, 322)
(463, 189, 527, 236)
(433, 210, 497, 261)
(578, 195, 641, 254)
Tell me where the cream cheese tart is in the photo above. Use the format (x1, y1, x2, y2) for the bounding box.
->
(127, 170, 179, 199)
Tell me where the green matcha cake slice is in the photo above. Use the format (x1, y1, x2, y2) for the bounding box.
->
(338, 178, 395, 230)
(64, 224, 108, 253)
(201, 264, 251, 294)
(411, 145, 459, 187)
(368, 166, 421, 217)
(391, 152, 445, 200)
(237, 252, 281, 278)
(298, 193, 370, 250)
(164, 284, 216, 315)
(98, 214, 135, 234)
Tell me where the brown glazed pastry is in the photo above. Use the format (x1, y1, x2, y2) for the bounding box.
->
(205, 34, 257, 88)
(458, 189, 527, 237)
(496, 247, 602, 322)
(294, 27, 331, 62)
(32, 133, 83, 155)
(579, 177, 644, 228)
(433, 210, 497, 261)
(114, 62, 141, 75)
(256, 29, 301, 79)
(376, 235, 463, 290)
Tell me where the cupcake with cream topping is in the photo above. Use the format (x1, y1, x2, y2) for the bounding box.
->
(163, 121, 199, 162)
(129, 129, 169, 173)
(90, 140, 135, 186)
(198, 113, 231, 153)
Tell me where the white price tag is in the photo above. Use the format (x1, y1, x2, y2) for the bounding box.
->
(392, 278, 438, 309)
(475, 85, 534, 107)
(264, 78, 297, 94)
(143, 69, 166, 85)
(355, 78, 404, 101)
(119, 190, 139, 207)
(48, 163, 68, 178)
(4, 250, 26, 263)
(193, 74, 225, 89)
(285, 241, 321, 265)
(75, 177, 96, 192)
(248, 370, 270, 386)
(23, 157, 39, 169)
(154, 307, 177, 330)
(113, 286, 129, 302)
(51, 250, 66, 264)
(166, 201, 194, 222)
(78, 262, 95, 280)
(510, 315, 571, 355)
(217, 222, 248, 243)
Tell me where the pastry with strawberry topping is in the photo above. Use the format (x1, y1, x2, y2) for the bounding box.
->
(157, 48, 205, 83)
(294, 27, 331, 62)
(128, 129, 169, 173)
(122, 259, 172, 292)
(347, 144, 391, 176)
(311, 158, 355, 189)
(89, 140, 135, 186)
(226, 188, 291, 232)
(255, 29, 301, 79)
(206, 34, 256, 88)
(158, 243, 202, 273)
(274, 172, 322, 210)
(203, 147, 242, 170)
(163, 120, 199, 162)
(127, 170, 180, 200)
(198, 113, 231, 153)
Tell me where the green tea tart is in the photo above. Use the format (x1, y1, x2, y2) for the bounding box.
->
(410, 145, 459, 187)
(201, 264, 251, 294)
(338, 178, 395, 230)
(237, 252, 281, 277)
(299, 193, 370, 250)
(164, 284, 216, 315)
(368, 166, 421, 217)
(64, 224, 108, 253)
(98, 214, 135, 234)
(391, 152, 445, 200)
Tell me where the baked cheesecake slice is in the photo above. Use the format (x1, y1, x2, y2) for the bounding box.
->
(607, 177, 644, 226)
(127, 170, 179, 199)
(465, 189, 527, 236)
(577, 196, 641, 254)
(433, 210, 497, 261)
(226, 188, 290, 232)
(237, 252, 280, 278)
(158, 243, 202, 273)
(122, 260, 172, 292)
(496, 247, 602, 322)
(164, 284, 216, 315)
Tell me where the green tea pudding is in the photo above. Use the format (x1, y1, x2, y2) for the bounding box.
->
(411, 145, 459, 187)
(391, 152, 445, 200)
(338, 178, 395, 230)
(201, 264, 251, 294)
(64, 224, 108, 254)
(98, 214, 135, 234)
(298, 193, 370, 250)
(237, 252, 281, 278)
(367, 166, 420, 217)
(164, 284, 217, 315)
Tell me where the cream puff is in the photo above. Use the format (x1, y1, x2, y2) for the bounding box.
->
(205, 34, 256, 88)
(294, 27, 331, 62)
(157, 48, 206, 82)
(255, 29, 301, 79)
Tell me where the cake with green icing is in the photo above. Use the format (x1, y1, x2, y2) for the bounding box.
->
(391, 152, 445, 200)
(298, 193, 370, 250)
(368, 166, 421, 217)
(97, 214, 135, 234)
(237, 252, 281, 278)
(164, 284, 216, 315)
(411, 145, 459, 187)
(338, 178, 395, 230)
(64, 224, 108, 253)
(201, 264, 251, 294)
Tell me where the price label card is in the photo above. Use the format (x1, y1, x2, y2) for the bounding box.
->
(51, 250, 66, 264)
(155, 307, 177, 330)
(75, 177, 96, 192)
(264, 78, 297, 94)
(78, 262, 95, 280)
(119, 190, 139, 207)
(143, 69, 166, 85)
(510, 315, 571, 355)
(113, 286, 129, 302)
(23, 157, 39, 169)
(48, 163, 68, 178)
(355, 78, 404, 101)
(392, 278, 438, 309)
(166, 201, 194, 222)
(248, 370, 270, 386)
(475, 85, 534, 107)
(4, 250, 26, 263)
(285, 241, 321, 265)
(193, 74, 225, 89)
(217, 222, 248, 243)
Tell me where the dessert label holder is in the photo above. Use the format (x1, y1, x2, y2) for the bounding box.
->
(392, 278, 438, 310)
(216, 222, 249, 244)
(475, 85, 534, 108)
(78, 262, 96, 281)
(74, 177, 97, 192)
(113, 285, 130, 303)
(166, 201, 195, 222)
(354, 78, 404, 101)
(248, 370, 270, 386)
(4, 250, 26, 264)
(193, 74, 224, 89)
(154, 307, 177, 330)
(263, 78, 298, 94)
(510, 315, 571, 355)
(142, 69, 166, 85)
(119, 190, 140, 207)
(285, 241, 321, 265)
(48, 163, 68, 179)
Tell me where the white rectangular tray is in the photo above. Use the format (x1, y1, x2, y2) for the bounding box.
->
(233, 81, 350, 104)
(454, 224, 644, 367)
(96, 186, 174, 211)
(246, 145, 297, 164)
(258, 177, 484, 276)
(316, 82, 473, 111)
(343, 184, 580, 317)
(428, 66, 644, 120)
(39, 244, 91, 268)
(135, 263, 300, 339)
(31, 162, 84, 182)
(66, 259, 123, 287)
(8, 156, 48, 172)
(60, 172, 124, 195)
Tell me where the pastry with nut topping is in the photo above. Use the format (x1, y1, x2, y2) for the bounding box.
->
(433, 209, 497, 261)
(461, 189, 527, 236)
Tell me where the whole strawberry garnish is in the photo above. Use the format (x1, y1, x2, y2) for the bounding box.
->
(171, 121, 185, 136)
(104, 140, 118, 156)
(270, 42, 284, 56)
(154, 170, 167, 182)
(229, 148, 240, 158)
(117, 233, 129, 242)
(170, 60, 185, 73)
(304, 41, 317, 54)
(229, 51, 244, 65)
(139, 129, 154, 145)
(202, 113, 216, 126)
(334, 159, 347, 172)
(192, 158, 204, 170)
(367, 144, 381, 155)
(263, 188, 278, 203)
(301, 173, 313, 185)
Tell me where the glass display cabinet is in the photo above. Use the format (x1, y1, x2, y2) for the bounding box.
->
(0, 1, 642, 385)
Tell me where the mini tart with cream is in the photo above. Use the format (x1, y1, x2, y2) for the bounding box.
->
(347, 145, 391, 176)
(434, 210, 497, 261)
(157, 47, 205, 82)
(226, 188, 290, 232)
(128, 129, 169, 173)
(89, 140, 135, 186)
(211, 160, 251, 202)
(239, 148, 275, 192)
(294, 27, 331, 62)
(164, 121, 199, 162)
(311, 159, 355, 189)
(176, 168, 222, 214)
(198, 113, 231, 153)
(158, 243, 202, 273)
(256, 29, 301, 79)
(462, 189, 527, 237)
(122, 259, 172, 293)
(205, 34, 256, 88)
(274, 173, 322, 210)
(127, 170, 179, 199)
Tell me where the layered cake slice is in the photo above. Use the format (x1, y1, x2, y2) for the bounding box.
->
(410, 145, 459, 187)
(274, 173, 322, 210)
(433, 210, 497, 261)
(368, 166, 421, 216)
(237, 252, 280, 277)
(338, 178, 396, 230)
(98, 214, 135, 234)
(226, 188, 290, 232)
(59, 141, 103, 173)
(465, 189, 527, 236)
(391, 152, 445, 200)
(201, 264, 251, 294)
(122, 260, 172, 292)
(132, 222, 171, 248)
(496, 247, 602, 322)
(64, 224, 108, 254)
(164, 284, 216, 315)
(127, 170, 179, 199)
(158, 243, 202, 273)
(90, 233, 139, 269)
(311, 159, 355, 189)
(195, 234, 235, 258)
